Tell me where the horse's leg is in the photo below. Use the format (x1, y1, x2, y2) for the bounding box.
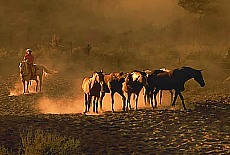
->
(84, 94, 88, 113)
(126, 93, 131, 111)
(178, 92, 186, 110)
(118, 92, 126, 111)
(169, 90, 173, 103)
(129, 94, 132, 110)
(135, 93, 140, 110)
(39, 75, 42, 92)
(159, 90, 163, 105)
(149, 89, 154, 109)
(99, 92, 105, 110)
(26, 81, 29, 93)
(153, 89, 159, 108)
(23, 80, 26, 94)
(143, 88, 147, 105)
(35, 79, 39, 92)
(92, 96, 95, 112)
(93, 97, 99, 113)
(111, 92, 115, 112)
(144, 88, 150, 105)
(172, 91, 179, 107)
(95, 97, 99, 113)
(93, 97, 95, 112)
(88, 95, 92, 112)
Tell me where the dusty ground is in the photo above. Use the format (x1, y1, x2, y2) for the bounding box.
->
(0, 73, 230, 154)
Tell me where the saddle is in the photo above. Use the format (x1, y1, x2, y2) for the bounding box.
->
(28, 63, 38, 79)
(157, 71, 173, 77)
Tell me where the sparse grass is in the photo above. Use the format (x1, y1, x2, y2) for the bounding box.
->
(19, 128, 82, 155)
(1, 128, 83, 155)
(0, 144, 11, 155)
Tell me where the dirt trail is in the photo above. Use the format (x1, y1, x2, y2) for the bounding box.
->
(0, 74, 230, 154)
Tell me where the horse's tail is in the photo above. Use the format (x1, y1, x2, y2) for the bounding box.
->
(223, 75, 230, 83)
(42, 66, 57, 74)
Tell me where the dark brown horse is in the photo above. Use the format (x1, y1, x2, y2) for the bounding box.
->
(143, 69, 173, 105)
(148, 66, 205, 110)
(122, 70, 150, 111)
(19, 61, 52, 93)
(99, 72, 126, 112)
(82, 71, 105, 113)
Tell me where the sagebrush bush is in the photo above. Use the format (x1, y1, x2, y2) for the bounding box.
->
(19, 128, 82, 155)
(0, 144, 11, 155)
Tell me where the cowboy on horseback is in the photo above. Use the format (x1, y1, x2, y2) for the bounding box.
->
(23, 48, 36, 79)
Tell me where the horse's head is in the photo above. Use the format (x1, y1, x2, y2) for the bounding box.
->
(19, 61, 29, 76)
(92, 70, 105, 91)
(125, 73, 133, 84)
(132, 70, 147, 81)
(193, 69, 205, 87)
(132, 71, 149, 89)
(182, 67, 205, 87)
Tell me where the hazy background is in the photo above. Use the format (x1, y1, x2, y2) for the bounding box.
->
(0, 0, 230, 80)
(0, 0, 230, 114)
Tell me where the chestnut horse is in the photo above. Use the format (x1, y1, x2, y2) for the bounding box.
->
(99, 72, 126, 112)
(148, 66, 205, 110)
(19, 61, 52, 93)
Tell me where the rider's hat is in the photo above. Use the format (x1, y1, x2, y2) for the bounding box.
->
(26, 48, 32, 53)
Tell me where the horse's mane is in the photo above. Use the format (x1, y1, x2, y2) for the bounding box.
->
(180, 66, 198, 72)
(132, 70, 147, 76)
(110, 72, 125, 80)
(181, 66, 193, 70)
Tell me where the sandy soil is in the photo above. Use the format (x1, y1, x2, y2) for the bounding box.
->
(0, 73, 230, 154)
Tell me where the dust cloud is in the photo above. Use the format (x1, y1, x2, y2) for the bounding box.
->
(9, 79, 38, 96)
(37, 97, 84, 114)
(37, 89, 175, 114)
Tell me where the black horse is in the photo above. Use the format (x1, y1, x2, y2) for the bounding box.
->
(143, 68, 173, 105)
(148, 66, 205, 110)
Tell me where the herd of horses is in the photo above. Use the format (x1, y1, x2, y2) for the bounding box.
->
(18, 62, 205, 113)
(82, 67, 205, 113)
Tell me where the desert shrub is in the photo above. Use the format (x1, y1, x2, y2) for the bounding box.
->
(0, 144, 11, 155)
(19, 128, 82, 155)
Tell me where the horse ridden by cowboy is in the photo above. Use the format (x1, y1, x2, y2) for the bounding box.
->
(23, 48, 36, 79)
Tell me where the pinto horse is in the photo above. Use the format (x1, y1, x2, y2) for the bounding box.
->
(99, 72, 126, 112)
(148, 66, 205, 110)
(19, 61, 52, 93)
(82, 71, 105, 113)
(122, 70, 150, 111)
